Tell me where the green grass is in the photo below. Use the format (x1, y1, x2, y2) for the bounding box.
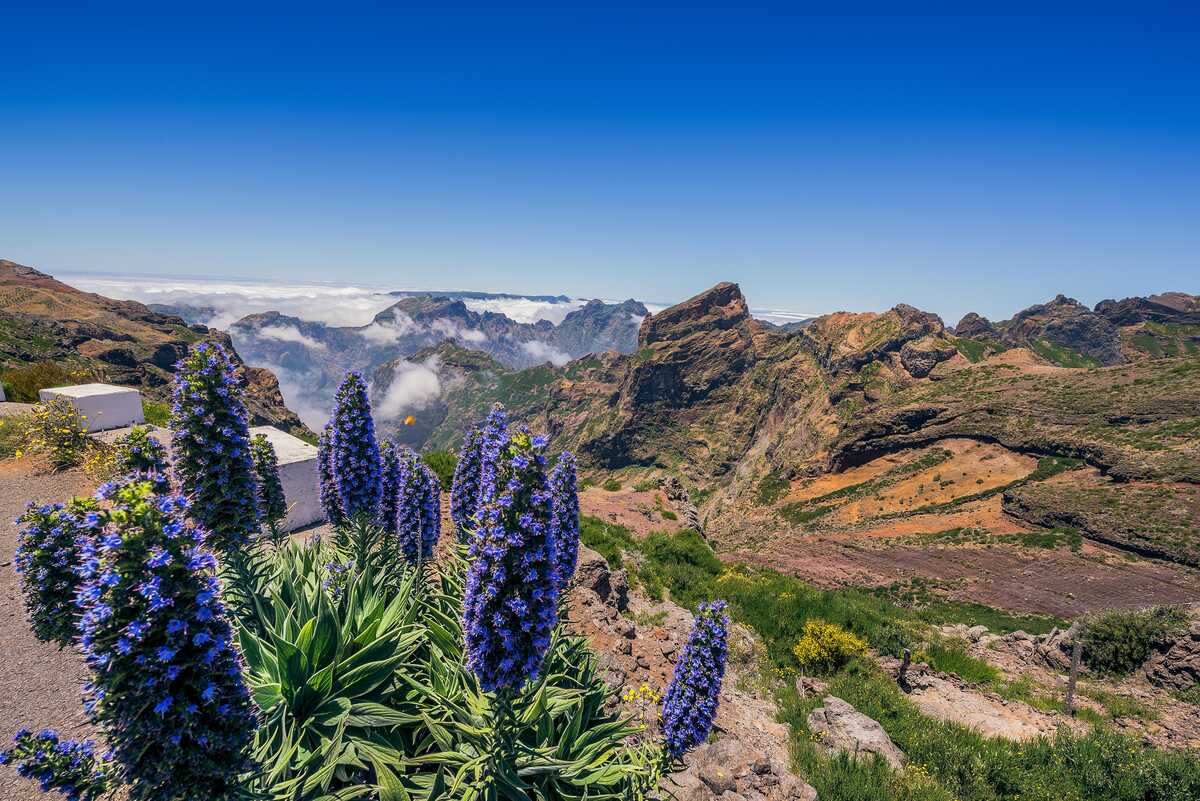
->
(601, 478, 622, 492)
(780, 663, 1200, 801)
(778, 502, 835, 525)
(0, 414, 26, 458)
(754, 472, 789, 505)
(142, 399, 171, 426)
(578, 515, 636, 570)
(421, 450, 457, 490)
(919, 638, 999, 684)
(579, 517, 1200, 800)
(1030, 338, 1100, 369)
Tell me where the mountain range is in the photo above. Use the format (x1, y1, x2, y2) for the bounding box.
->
(4, 256, 1197, 582)
(0, 259, 306, 435)
(371, 281, 1199, 584)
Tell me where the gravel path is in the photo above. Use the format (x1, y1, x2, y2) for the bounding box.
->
(0, 458, 95, 801)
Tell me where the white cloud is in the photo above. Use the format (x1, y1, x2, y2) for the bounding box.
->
(256, 324, 328, 350)
(462, 297, 585, 324)
(520, 340, 571, 366)
(357, 310, 422, 344)
(375, 356, 443, 420)
(749, 307, 822, 325)
(257, 362, 331, 429)
(63, 274, 400, 328)
(430, 318, 487, 343)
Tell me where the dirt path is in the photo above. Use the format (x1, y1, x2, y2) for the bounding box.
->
(0, 459, 97, 801)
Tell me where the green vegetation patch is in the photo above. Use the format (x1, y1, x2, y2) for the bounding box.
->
(1078, 606, 1188, 677)
(1030, 338, 1100, 368)
(421, 450, 457, 490)
(754, 471, 789, 506)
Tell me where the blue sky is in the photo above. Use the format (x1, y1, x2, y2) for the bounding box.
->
(1, 3, 1197, 323)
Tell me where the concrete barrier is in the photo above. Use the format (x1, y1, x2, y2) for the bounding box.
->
(248, 425, 324, 532)
(38, 383, 144, 433)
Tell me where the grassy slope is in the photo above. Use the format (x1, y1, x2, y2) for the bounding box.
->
(581, 517, 1200, 801)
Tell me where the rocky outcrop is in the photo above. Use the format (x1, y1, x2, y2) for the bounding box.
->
(807, 696, 906, 769)
(1095, 293, 1200, 326)
(899, 336, 958, 378)
(997, 295, 1124, 366)
(663, 476, 705, 534)
(1144, 620, 1200, 691)
(554, 299, 647, 358)
(953, 312, 997, 339)
(800, 304, 944, 374)
(566, 546, 818, 801)
(671, 738, 818, 801)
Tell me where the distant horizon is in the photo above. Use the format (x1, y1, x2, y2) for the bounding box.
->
(52, 265, 1194, 331)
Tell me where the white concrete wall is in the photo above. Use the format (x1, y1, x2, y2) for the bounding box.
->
(38, 383, 144, 433)
(249, 425, 324, 532)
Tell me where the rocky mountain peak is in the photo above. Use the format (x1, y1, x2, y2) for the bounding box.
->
(639, 282, 749, 347)
(954, 311, 997, 338)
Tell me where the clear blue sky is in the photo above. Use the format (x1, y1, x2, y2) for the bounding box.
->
(2, 3, 1197, 323)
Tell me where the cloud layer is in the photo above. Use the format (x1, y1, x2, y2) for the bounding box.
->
(375, 356, 443, 420)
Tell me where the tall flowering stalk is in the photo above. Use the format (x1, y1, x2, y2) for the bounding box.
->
(418, 459, 442, 558)
(660, 600, 729, 760)
(548, 451, 580, 593)
(317, 423, 343, 526)
(328, 372, 382, 520)
(394, 446, 439, 565)
(74, 478, 257, 801)
(378, 441, 401, 536)
(449, 424, 483, 538)
(462, 423, 559, 693)
(14, 498, 99, 647)
(169, 342, 260, 553)
(250, 434, 287, 543)
(0, 729, 110, 801)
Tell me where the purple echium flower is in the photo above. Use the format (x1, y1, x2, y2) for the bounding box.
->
(14, 498, 99, 647)
(461, 420, 559, 693)
(249, 434, 287, 532)
(548, 451, 580, 592)
(660, 600, 729, 760)
(378, 441, 400, 536)
(73, 478, 257, 801)
(417, 458, 442, 559)
(449, 424, 484, 538)
(169, 342, 260, 553)
(393, 443, 441, 563)
(328, 372, 382, 519)
(317, 423, 344, 526)
(113, 426, 171, 492)
(0, 728, 110, 801)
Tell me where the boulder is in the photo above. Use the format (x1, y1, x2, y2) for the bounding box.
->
(674, 738, 818, 801)
(664, 475, 705, 534)
(573, 546, 629, 612)
(807, 696, 905, 770)
(1144, 620, 1200, 691)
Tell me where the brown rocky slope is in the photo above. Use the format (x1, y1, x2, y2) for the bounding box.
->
(0, 259, 308, 436)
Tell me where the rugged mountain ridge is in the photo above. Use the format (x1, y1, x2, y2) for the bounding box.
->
(953, 291, 1200, 366)
(0, 259, 308, 435)
(392, 281, 1198, 573)
(229, 293, 646, 427)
